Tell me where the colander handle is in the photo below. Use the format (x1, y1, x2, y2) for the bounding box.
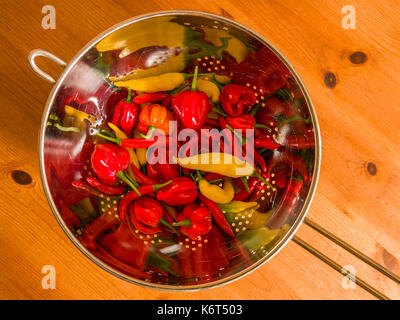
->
(28, 49, 67, 83)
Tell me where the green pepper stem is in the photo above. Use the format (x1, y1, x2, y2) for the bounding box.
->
(254, 123, 272, 132)
(159, 218, 179, 235)
(278, 115, 310, 128)
(172, 219, 191, 228)
(116, 171, 141, 196)
(249, 99, 265, 116)
(210, 75, 224, 90)
(49, 114, 60, 121)
(153, 180, 172, 191)
(252, 170, 274, 189)
(241, 176, 251, 193)
(126, 87, 132, 103)
(226, 124, 246, 145)
(191, 66, 199, 91)
(139, 126, 156, 138)
(125, 171, 140, 188)
(196, 170, 203, 181)
(96, 132, 121, 145)
(212, 107, 228, 117)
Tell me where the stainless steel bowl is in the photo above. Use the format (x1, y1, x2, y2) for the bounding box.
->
(29, 10, 321, 290)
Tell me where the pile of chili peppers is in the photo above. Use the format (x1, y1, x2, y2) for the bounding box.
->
(48, 32, 315, 285)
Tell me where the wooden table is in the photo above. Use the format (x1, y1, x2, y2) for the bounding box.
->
(1, 0, 399, 300)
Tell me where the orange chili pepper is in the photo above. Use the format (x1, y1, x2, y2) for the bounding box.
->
(138, 104, 174, 135)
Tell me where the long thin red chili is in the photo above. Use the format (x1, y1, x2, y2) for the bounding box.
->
(253, 149, 267, 173)
(198, 194, 234, 237)
(233, 177, 259, 201)
(130, 163, 158, 185)
(254, 138, 281, 149)
(72, 180, 104, 197)
(86, 177, 125, 195)
(133, 92, 167, 104)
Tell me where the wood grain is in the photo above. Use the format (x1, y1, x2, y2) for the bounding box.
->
(0, 0, 399, 299)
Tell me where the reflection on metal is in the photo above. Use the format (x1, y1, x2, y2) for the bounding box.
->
(304, 218, 400, 284)
(292, 236, 390, 300)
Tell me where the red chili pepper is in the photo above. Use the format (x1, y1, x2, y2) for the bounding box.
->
(198, 194, 235, 237)
(268, 177, 303, 229)
(156, 177, 198, 206)
(254, 149, 267, 173)
(205, 118, 220, 128)
(91, 144, 130, 185)
(173, 204, 212, 240)
(128, 203, 161, 234)
(133, 92, 168, 104)
(130, 163, 158, 185)
(86, 177, 125, 195)
(99, 219, 151, 269)
(161, 94, 173, 107)
(203, 172, 224, 181)
(133, 196, 163, 227)
(79, 211, 120, 250)
(146, 163, 163, 183)
(254, 138, 281, 150)
(233, 176, 259, 201)
(233, 47, 291, 96)
(119, 181, 171, 220)
(121, 136, 171, 149)
(218, 116, 242, 157)
(159, 163, 180, 181)
(58, 198, 81, 230)
(246, 178, 272, 212)
(219, 84, 255, 116)
(72, 180, 104, 198)
(112, 88, 139, 136)
(133, 196, 173, 230)
(97, 131, 172, 150)
(172, 66, 210, 130)
(267, 150, 309, 184)
(91, 242, 151, 279)
(225, 114, 255, 130)
(178, 226, 229, 280)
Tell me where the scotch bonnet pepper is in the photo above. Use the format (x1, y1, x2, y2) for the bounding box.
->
(112, 88, 139, 136)
(172, 66, 211, 130)
(138, 104, 175, 135)
(219, 84, 255, 116)
(156, 177, 198, 206)
(131, 196, 176, 233)
(90, 144, 140, 196)
(173, 204, 212, 240)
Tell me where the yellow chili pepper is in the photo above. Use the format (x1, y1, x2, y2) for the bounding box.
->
(134, 129, 147, 166)
(177, 153, 273, 189)
(176, 153, 254, 178)
(96, 17, 187, 57)
(198, 175, 234, 204)
(108, 123, 140, 181)
(197, 79, 220, 103)
(114, 72, 189, 93)
(64, 105, 96, 129)
(214, 75, 231, 84)
(202, 28, 249, 63)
